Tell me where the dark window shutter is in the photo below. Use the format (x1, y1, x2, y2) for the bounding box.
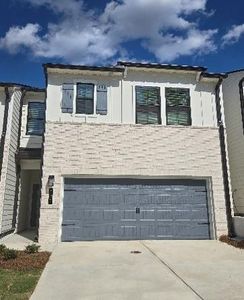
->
(62, 84, 74, 113)
(96, 85, 107, 115)
(136, 86, 161, 124)
(166, 88, 191, 126)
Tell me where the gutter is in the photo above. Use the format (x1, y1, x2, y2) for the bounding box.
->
(239, 77, 244, 134)
(215, 78, 234, 237)
(0, 87, 10, 179)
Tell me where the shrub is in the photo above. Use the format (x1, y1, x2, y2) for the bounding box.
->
(25, 244, 40, 254)
(3, 248, 17, 260)
(0, 244, 6, 255)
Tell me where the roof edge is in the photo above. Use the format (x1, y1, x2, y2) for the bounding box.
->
(0, 82, 45, 92)
(43, 63, 124, 73)
(226, 68, 244, 74)
(117, 61, 207, 72)
(201, 72, 228, 79)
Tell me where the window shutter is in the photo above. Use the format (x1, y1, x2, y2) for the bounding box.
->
(96, 85, 107, 115)
(62, 84, 74, 113)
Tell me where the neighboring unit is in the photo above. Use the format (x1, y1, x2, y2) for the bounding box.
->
(38, 62, 230, 245)
(222, 69, 244, 236)
(0, 83, 45, 237)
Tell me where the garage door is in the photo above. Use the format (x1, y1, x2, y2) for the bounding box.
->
(62, 178, 211, 241)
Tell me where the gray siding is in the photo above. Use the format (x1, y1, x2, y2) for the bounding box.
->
(0, 90, 22, 232)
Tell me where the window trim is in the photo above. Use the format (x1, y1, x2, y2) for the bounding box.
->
(135, 85, 162, 125)
(26, 101, 45, 136)
(76, 82, 95, 115)
(165, 87, 192, 126)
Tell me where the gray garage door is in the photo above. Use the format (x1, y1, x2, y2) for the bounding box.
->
(62, 178, 211, 241)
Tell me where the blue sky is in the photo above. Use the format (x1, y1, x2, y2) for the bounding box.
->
(0, 0, 243, 88)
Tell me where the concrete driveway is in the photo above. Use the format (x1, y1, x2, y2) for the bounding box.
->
(31, 240, 244, 300)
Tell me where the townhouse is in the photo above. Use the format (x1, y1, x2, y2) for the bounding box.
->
(38, 62, 231, 245)
(0, 61, 241, 246)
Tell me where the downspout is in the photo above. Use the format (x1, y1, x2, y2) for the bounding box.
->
(239, 77, 244, 134)
(12, 88, 26, 229)
(215, 78, 234, 237)
(0, 87, 10, 179)
(36, 65, 48, 241)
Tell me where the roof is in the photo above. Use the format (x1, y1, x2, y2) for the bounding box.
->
(226, 68, 244, 74)
(117, 61, 207, 72)
(0, 82, 45, 92)
(43, 63, 124, 73)
(202, 72, 228, 79)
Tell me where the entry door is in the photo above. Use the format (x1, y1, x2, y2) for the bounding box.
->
(62, 178, 210, 241)
(30, 184, 41, 228)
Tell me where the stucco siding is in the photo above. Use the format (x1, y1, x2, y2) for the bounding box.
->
(0, 89, 22, 233)
(223, 71, 244, 214)
(45, 70, 218, 128)
(39, 122, 227, 245)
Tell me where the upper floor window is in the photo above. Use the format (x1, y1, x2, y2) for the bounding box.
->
(165, 88, 191, 126)
(76, 83, 94, 114)
(27, 102, 45, 135)
(135, 86, 161, 124)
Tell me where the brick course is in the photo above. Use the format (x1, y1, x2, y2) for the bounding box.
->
(39, 122, 228, 244)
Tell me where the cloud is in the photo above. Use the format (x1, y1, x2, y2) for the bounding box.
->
(222, 24, 244, 46)
(0, 0, 217, 64)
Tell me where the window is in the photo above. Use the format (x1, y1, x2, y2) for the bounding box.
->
(166, 88, 191, 126)
(135, 86, 161, 124)
(76, 83, 94, 114)
(27, 102, 45, 135)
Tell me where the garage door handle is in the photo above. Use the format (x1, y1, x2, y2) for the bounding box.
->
(198, 222, 210, 225)
(62, 223, 75, 226)
(136, 207, 140, 214)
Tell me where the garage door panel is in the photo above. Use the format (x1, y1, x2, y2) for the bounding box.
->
(62, 179, 211, 241)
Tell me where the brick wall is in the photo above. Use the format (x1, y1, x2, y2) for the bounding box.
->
(39, 122, 228, 244)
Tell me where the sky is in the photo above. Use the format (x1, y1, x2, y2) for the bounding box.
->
(0, 0, 243, 88)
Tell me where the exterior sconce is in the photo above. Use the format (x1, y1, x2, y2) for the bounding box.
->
(47, 175, 55, 187)
(47, 175, 55, 204)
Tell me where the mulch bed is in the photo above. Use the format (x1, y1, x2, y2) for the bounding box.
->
(0, 251, 51, 271)
(219, 235, 244, 249)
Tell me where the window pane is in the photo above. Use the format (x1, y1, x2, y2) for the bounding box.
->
(77, 83, 94, 99)
(76, 99, 93, 114)
(166, 88, 191, 126)
(28, 102, 45, 119)
(167, 108, 190, 125)
(136, 86, 160, 124)
(165, 88, 190, 106)
(27, 102, 45, 135)
(136, 86, 159, 106)
(27, 120, 44, 135)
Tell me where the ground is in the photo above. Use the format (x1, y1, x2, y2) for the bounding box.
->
(0, 244, 50, 300)
(31, 240, 244, 300)
(0, 269, 42, 300)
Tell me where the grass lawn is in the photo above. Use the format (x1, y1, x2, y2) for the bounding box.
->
(0, 247, 50, 300)
(0, 268, 42, 300)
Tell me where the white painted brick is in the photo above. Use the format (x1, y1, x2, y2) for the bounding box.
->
(38, 122, 228, 244)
